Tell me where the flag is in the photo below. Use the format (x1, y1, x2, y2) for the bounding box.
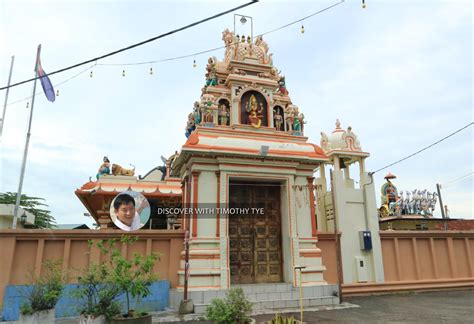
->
(36, 51, 55, 102)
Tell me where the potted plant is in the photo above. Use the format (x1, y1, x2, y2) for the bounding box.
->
(75, 263, 121, 324)
(205, 287, 253, 324)
(19, 260, 66, 324)
(75, 239, 122, 323)
(108, 236, 159, 324)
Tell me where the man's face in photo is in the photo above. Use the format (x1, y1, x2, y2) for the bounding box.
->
(115, 202, 135, 226)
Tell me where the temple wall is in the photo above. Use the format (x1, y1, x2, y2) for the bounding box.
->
(197, 171, 218, 237)
(343, 230, 474, 295)
(294, 175, 312, 238)
(0, 230, 184, 311)
(1, 229, 471, 310)
(326, 170, 385, 284)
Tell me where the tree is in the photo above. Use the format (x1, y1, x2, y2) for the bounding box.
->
(0, 192, 56, 228)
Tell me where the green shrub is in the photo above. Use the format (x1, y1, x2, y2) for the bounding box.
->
(82, 236, 159, 319)
(205, 287, 253, 324)
(74, 261, 121, 320)
(20, 260, 66, 314)
(269, 313, 299, 324)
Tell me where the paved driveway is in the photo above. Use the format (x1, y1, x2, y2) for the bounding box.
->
(253, 290, 474, 323)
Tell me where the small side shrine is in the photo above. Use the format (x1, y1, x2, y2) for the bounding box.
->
(75, 155, 182, 229)
(173, 29, 328, 291)
(315, 119, 385, 284)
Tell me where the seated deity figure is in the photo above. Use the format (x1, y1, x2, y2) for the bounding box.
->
(96, 156, 111, 180)
(246, 95, 263, 128)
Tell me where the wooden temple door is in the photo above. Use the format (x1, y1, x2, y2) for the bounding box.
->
(229, 182, 283, 284)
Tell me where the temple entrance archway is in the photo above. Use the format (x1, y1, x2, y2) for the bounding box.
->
(229, 180, 283, 284)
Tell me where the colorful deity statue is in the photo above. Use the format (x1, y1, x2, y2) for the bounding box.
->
(205, 57, 218, 87)
(278, 76, 289, 96)
(246, 94, 263, 128)
(379, 173, 400, 217)
(284, 105, 295, 131)
(204, 108, 214, 123)
(193, 101, 201, 126)
(96, 156, 111, 180)
(185, 113, 196, 138)
(274, 109, 283, 131)
(218, 103, 230, 126)
(297, 113, 306, 134)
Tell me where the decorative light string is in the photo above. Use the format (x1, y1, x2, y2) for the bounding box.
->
(0, 0, 259, 91)
(6, 62, 97, 107)
(97, 0, 345, 68)
(5, 0, 345, 106)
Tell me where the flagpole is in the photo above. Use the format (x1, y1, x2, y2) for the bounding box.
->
(0, 55, 15, 139)
(12, 45, 41, 229)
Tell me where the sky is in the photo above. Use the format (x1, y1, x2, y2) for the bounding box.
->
(0, 0, 472, 227)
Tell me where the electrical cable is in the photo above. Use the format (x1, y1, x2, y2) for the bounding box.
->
(442, 172, 474, 188)
(97, 0, 345, 67)
(4, 0, 345, 106)
(6, 62, 97, 106)
(372, 122, 473, 174)
(0, 0, 258, 91)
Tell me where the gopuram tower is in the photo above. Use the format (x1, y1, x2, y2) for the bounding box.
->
(171, 28, 332, 302)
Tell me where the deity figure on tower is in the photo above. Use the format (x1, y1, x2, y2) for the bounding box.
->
(274, 109, 283, 131)
(246, 94, 263, 128)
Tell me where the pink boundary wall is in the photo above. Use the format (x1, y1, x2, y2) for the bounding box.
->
(1, 230, 473, 309)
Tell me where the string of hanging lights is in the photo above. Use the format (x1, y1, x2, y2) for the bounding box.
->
(8, 0, 353, 106)
(97, 0, 347, 70)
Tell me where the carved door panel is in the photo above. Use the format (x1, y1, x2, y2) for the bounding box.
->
(254, 185, 282, 283)
(229, 182, 282, 284)
(229, 186, 253, 284)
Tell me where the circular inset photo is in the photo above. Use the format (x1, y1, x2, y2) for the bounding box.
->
(110, 191, 150, 231)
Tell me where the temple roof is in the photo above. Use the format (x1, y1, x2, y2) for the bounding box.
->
(320, 119, 369, 159)
(76, 176, 182, 197)
(75, 175, 182, 221)
(174, 126, 327, 171)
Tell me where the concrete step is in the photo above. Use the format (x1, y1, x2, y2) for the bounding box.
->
(170, 284, 340, 314)
(233, 282, 293, 294)
(194, 295, 339, 314)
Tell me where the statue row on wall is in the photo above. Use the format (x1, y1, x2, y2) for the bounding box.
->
(185, 92, 306, 137)
(185, 95, 231, 138)
(379, 174, 438, 218)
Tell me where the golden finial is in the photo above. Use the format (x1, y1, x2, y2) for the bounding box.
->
(193, 60, 197, 68)
(362, 0, 366, 8)
(122, 70, 126, 77)
(301, 25, 305, 34)
(149, 67, 153, 75)
(247, 36, 251, 43)
(241, 35, 245, 42)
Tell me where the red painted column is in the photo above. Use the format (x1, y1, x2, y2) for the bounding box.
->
(215, 171, 221, 237)
(191, 171, 201, 237)
(307, 176, 318, 237)
(181, 176, 188, 231)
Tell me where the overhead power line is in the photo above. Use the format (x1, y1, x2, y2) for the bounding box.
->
(0, 0, 258, 91)
(372, 122, 474, 174)
(97, 0, 345, 67)
(5, 0, 345, 106)
(442, 172, 474, 188)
